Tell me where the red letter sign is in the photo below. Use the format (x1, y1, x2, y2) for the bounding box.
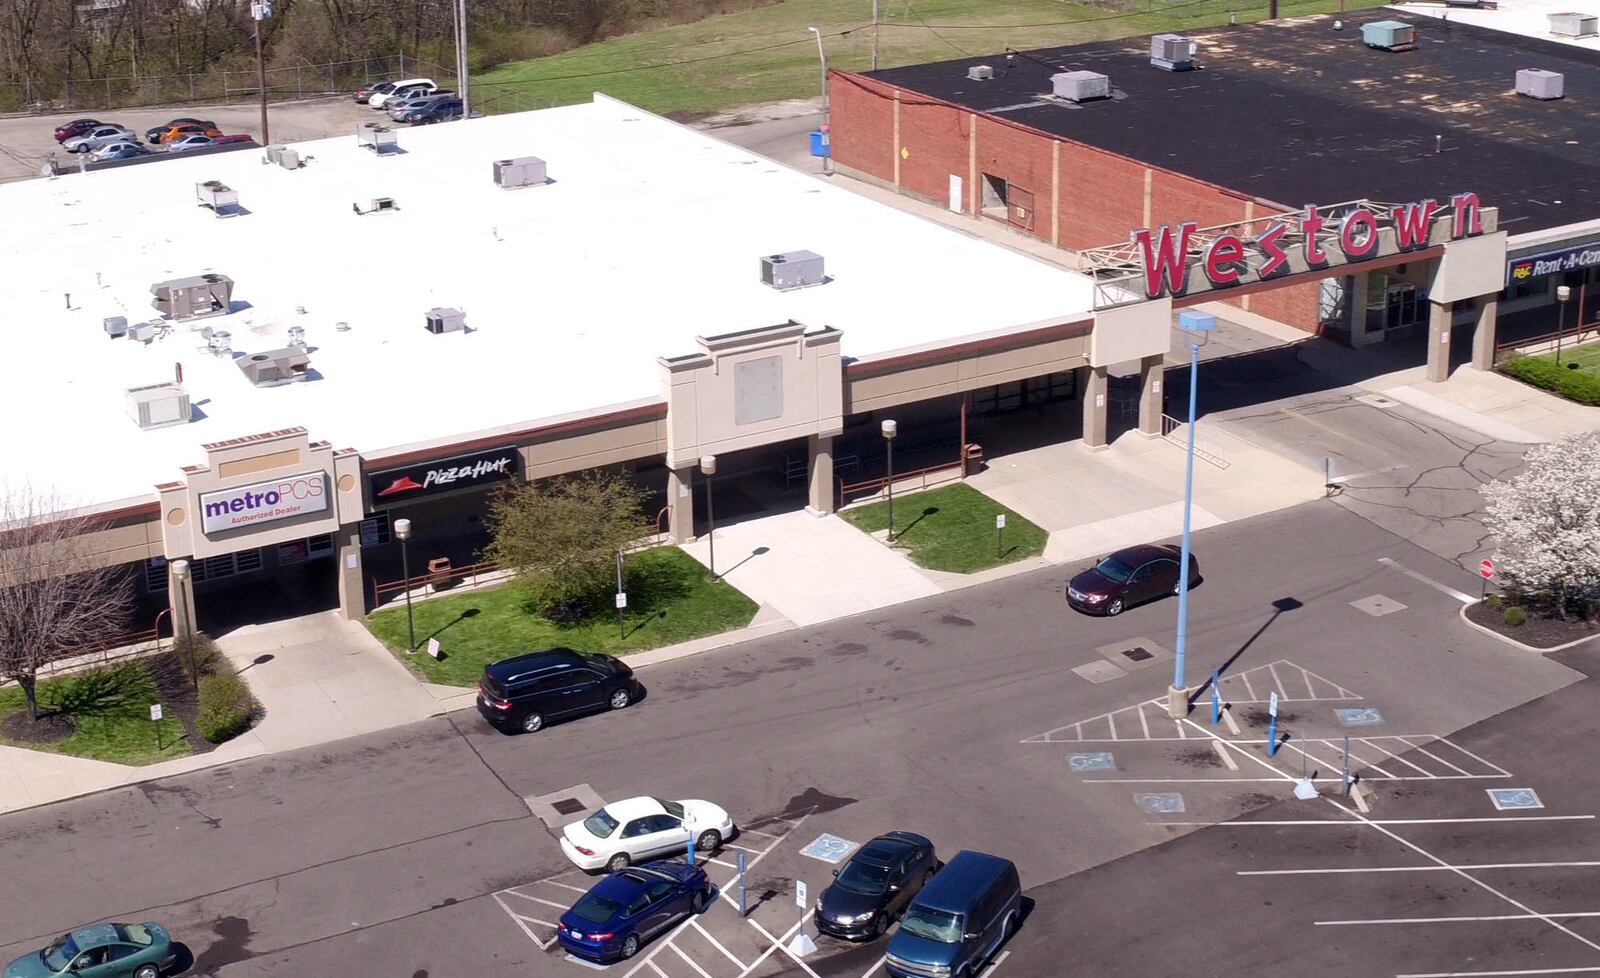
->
(1391, 200, 1438, 249)
(1451, 192, 1483, 238)
(1339, 208, 1380, 259)
(1131, 222, 1197, 298)
(1301, 205, 1329, 267)
(1254, 221, 1290, 280)
(1203, 234, 1246, 286)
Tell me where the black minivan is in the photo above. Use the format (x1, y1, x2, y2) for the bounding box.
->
(476, 648, 642, 734)
(884, 850, 1020, 978)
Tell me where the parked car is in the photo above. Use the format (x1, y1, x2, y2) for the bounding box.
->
(1065, 543, 1201, 617)
(387, 90, 452, 121)
(156, 123, 222, 145)
(53, 118, 104, 142)
(62, 125, 137, 153)
(212, 134, 255, 146)
(144, 117, 216, 144)
(884, 851, 1020, 978)
(354, 80, 396, 104)
(165, 134, 215, 152)
(89, 142, 149, 163)
(3, 922, 174, 978)
(816, 832, 940, 941)
(476, 647, 640, 735)
(369, 77, 434, 108)
(406, 98, 464, 125)
(560, 796, 735, 873)
(557, 861, 712, 963)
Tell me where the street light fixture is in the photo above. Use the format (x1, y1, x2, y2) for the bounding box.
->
(250, 1, 272, 145)
(700, 455, 718, 580)
(171, 558, 198, 691)
(881, 419, 898, 543)
(807, 27, 833, 176)
(1557, 284, 1572, 367)
(1167, 314, 1214, 720)
(394, 517, 416, 654)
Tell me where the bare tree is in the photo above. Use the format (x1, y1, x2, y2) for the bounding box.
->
(0, 487, 132, 722)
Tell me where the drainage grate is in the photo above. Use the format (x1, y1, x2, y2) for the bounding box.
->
(552, 798, 587, 816)
(1121, 646, 1155, 662)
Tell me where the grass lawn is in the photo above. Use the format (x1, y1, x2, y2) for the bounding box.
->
(475, 0, 1385, 118)
(365, 545, 759, 686)
(0, 663, 192, 765)
(840, 483, 1047, 573)
(1534, 340, 1600, 379)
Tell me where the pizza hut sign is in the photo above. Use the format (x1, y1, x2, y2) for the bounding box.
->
(367, 445, 521, 503)
(1130, 192, 1485, 300)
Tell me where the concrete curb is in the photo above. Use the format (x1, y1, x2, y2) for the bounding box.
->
(1457, 602, 1600, 654)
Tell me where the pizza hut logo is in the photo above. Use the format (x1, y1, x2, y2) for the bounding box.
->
(376, 476, 424, 497)
(368, 448, 518, 501)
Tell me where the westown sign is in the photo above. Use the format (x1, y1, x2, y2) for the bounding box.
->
(1127, 193, 1487, 300)
(200, 472, 329, 534)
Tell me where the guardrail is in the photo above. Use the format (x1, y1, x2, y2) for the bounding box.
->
(1495, 321, 1600, 363)
(372, 559, 502, 607)
(1160, 415, 1230, 470)
(838, 456, 965, 509)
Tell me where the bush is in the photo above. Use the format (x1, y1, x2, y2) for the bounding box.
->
(196, 672, 257, 744)
(171, 633, 223, 677)
(1503, 606, 1528, 627)
(1500, 357, 1600, 406)
(1485, 594, 1504, 611)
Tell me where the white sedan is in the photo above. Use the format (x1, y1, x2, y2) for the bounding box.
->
(561, 796, 736, 873)
(62, 125, 137, 153)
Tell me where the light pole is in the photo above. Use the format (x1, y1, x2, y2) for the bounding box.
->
(250, 1, 272, 145)
(807, 27, 833, 176)
(1557, 284, 1572, 366)
(171, 559, 198, 691)
(453, 0, 471, 117)
(872, 0, 881, 71)
(1167, 314, 1214, 720)
(881, 419, 898, 543)
(700, 455, 718, 580)
(394, 517, 416, 654)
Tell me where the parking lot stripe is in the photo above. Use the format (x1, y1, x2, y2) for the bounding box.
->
(1319, 912, 1600, 926)
(547, 880, 591, 893)
(1241, 861, 1600, 875)
(736, 910, 816, 978)
(1378, 556, 1476, 604)
(691, 918, 748, 970)
(1341, 741, 1397, 778)
(713, 811, 810, 914)
(1108, 710, 1119, 741)
(1268, 662, 1288, 700)
(706, 857, 739, 869)
(724, 842, 761, 853)
(1354, 738, 1438, 777)
(492, 893, 556, 950)
(739, 827, 782, 839)
(1443, 739, 1514, 778)
(647, 960, 672, 978)
(858, 954, 888, 978)
(748, 916, 822, 978)
(1397, 968, 1600, 977)
(1165, 815, 1596, 826)
(503, 892, 570, 910)
(979, 950, 1012, 977)
(1092, 776, 1347, 784)
(1139, 705, 1151, 740)
(1397, 737, 1476, 777)
(1213, 740, 1240, 770)
(1241, 671, 1259, 701)
(1282, 739, 1346, 775)
(669, 939, 719, 978)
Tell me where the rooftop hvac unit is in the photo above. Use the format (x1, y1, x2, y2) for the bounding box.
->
(195, 180, 239, 215)
(265, 144, 301, 169)
(1548, 11, 1599, 36)
(1051, 70, 1110, 102)
(1361, 20, 1418, 50)
(151, 273, 233, 321)
(356, 122, 398, 152)
(967, 65, 994, 81)
(353, 197, 399, 216)
(128, 322, 156, 343)
(206, 329, 232, 356)
(1150, 33, 1197, 70)
(425, 307, 466, 334)
(760, 251, 825, 291)
(493, 156, 548, 189)
(1516, 68, 1565, 99)
(126, 382, 191, 430)
(103, 315, 128, 338)
(238, 347, 311, 387)
(288, 325, 306, 348)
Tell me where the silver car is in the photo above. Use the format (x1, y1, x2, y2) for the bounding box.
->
(63, 125, 137, 153)
(89, 142, 148, 162)
(387, 92, 450, 121)
(165, 134, 215, 153)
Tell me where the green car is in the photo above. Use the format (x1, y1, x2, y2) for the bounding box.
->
(3, 923, 173, 978)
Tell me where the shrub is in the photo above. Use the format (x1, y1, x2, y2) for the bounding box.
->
(196, 672, 257, 744)
(1503, 606, 1528, 627)
(1500, 357, 1600, 406)
(1485, 594, 1504, 611)
(172, 633, 223, 677)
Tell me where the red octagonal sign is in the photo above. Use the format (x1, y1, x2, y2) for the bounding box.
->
(1480, 559, 1496, 580)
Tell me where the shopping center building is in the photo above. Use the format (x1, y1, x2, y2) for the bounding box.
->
(2, 94, 1193, 634)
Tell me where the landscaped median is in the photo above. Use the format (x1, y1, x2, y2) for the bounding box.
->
(1499, 347, 1600, 405)
(840, 483, 1047, 574)
(365, 545, 759, 687)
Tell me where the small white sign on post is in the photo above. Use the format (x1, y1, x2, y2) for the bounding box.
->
(426, 638, 441, 659)
(1268, 691, 1279, 718)
(149, 704, 163, 722)
(995, 514, 1006, 529)
(795, 880, 808, 909)
(615, 592, 628, 609)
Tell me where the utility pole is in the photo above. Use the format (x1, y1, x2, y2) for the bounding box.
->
(251, 1, 272, 145)
(872, 0, 881, 71)
(455, 0, 471, 116)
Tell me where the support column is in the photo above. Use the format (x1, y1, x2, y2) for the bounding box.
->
(1083, 365, 1109, 451)
(1472, 297, 1499, 370)
(1426, 299, 1453, 383)
(168, 557, 197, 641)
(1137, 355, 1164, 437)
(1348, 272, 1372, 347)
(336, 521, 366, 620)
(667, 465, 695, 544)
(806, 435, 835, 516)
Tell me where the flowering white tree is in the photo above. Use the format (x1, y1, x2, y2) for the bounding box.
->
(1482, 431, 1600, 620)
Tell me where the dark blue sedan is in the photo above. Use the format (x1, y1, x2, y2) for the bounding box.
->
(557, 861, 712, 962)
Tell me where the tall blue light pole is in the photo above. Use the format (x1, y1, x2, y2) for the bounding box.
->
(1168, 312, 1213, 719)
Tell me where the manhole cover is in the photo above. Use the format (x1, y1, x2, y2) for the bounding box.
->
(1351, 594, 1407, 618)
(1072, 661, 1127, 684)
(1121, 646, 1154, 662)
(552, 798, 587, 816)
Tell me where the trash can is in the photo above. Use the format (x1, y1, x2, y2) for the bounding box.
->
(809, 129, 832, 158)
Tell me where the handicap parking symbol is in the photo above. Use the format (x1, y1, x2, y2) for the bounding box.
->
(1487, 788, 1543, 811)
(1068, 752, 1115, 772)
(1336, 707, 1384, 727)
(1134, 792, 1185, 814)
(800, 833, 859, 864)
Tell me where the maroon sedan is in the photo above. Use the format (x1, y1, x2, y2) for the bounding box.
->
(54, 118, 104, 142)
(1066, 543, 1201, 617)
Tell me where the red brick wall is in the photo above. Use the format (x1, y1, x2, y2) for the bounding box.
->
(1230, 281, 1323, 333)
(899, 98, 969, 206)
(1057, 139, 1146, 250)
(830, 73, 897, 186)
(974, 115, 1053, 233)
(1149, 172, 1250, 237)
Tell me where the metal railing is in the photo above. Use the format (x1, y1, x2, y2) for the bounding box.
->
(1494, 320, 1600, 363)
(14, 608, 174, 684)
(1160, 415, 1230, 470)
(372, 559, 501, 607)
(838, 455, 966, 510)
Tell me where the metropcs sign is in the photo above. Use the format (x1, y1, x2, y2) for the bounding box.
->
(1130, 192, 1486, 300)
(199, 472, 328, 534)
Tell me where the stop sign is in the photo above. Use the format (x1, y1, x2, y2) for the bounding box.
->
(1480, 559, 1496, 580)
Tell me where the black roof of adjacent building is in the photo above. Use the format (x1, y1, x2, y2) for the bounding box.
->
(863, 14, 1600, 229)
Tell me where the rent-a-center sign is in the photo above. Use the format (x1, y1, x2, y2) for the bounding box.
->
(1129, 193, 1485, 300)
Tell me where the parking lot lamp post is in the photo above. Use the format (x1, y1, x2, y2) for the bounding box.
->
(882, 420, 898, 543)
(807, 27, 833, 176)
(1168, 316, 1214, 720)
(395, 518, 416, 654)
(171, 559, 198, 691)
(1557, 284, 1572, 366)
(251, 1, 272, 145)
(700, 456, 718, 580)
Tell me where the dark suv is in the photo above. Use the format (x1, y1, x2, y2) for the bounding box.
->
(477, 648, 642, 734)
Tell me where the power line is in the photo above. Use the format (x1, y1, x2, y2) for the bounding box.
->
(879, 0, 1276, 30)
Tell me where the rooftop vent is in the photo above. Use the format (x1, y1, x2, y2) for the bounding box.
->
(1051, 70, 1110, 102)
(760, 251, 825, 291)
(967, 65, 994, 81)
(356, 122, 398, 153)
(1150, 34, 1197, 70)
(103, 315, 128, 339)
(205, 328, 233, 356)
(425, 307, 466, 334)
(288, 324, 306, 349)
(1361, 20, 1418, 50)
(1516, 68, 1565, 99)
(126, 382, 191, 430)
(195, 180, 239, 216)
(353, 197, 399, 216)
(493, 156, 548, 189)
(1548, 11, 1599, 36)
(238, 347, 311, 387)
(151, 274, 233, 321)
(128, 322, 157, 344)
(265, 145, 301, 170)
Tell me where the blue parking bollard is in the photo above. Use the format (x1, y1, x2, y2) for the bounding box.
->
(1211, 668, 1221, 725)
(738, 852, 747, 917)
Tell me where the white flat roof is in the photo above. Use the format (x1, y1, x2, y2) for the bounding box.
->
(1388, 0, 1600, 50)
(1, 95, 1094, 510)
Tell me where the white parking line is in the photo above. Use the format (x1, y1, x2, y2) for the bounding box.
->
(491, 893, 556, 950)
(690, 918, 748, 970)
(1160, 816, 1596, 826)
(669, 940, 718, 978)
(1377, 557, 1476, 604)
(1395, 737, 1475, 777)
(502, 892, 570, 910)
(736, 910, 816, 978)
(748, 915, 822, 978)
(705, 857, 739, 869)
(1320, 911, 1600, 926)
(647, 960, 672, 978)
(858, 954, 888, 978)
(1240, 861, 1600, 876)
(738, 826, 783, 840)
(724, 842, 761, 853)
(1398, 969, 1600, 977)
(980, 951, 1012, 978)
(1213, 740, 1239, 771)
(1340, 741, 1397, 779)
(1357, 738, 1437, 777)
(547, 880, 592, 893)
